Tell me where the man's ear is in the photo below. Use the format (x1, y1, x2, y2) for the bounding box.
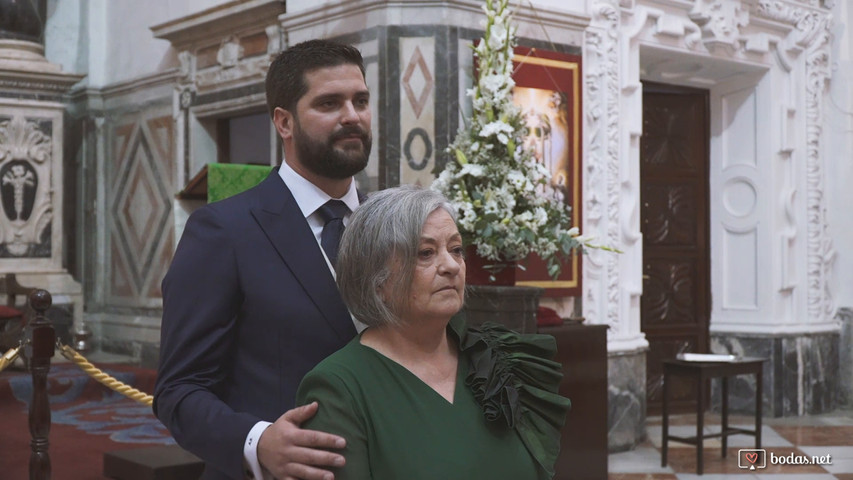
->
(273, 107, 294, 140)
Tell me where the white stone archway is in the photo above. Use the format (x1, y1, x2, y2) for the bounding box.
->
(584, 0, 837, 447)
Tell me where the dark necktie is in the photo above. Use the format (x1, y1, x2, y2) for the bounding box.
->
(317, 199, 350, 267)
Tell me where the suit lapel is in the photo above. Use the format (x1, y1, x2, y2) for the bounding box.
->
(250, 172, 356, 342)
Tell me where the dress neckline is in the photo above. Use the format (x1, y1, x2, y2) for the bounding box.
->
(356, 329, 463, 406)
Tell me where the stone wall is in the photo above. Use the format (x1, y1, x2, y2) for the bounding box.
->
(712, 331, 839, 416)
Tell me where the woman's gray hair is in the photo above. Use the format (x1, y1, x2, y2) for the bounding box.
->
(336, 185, 456, 328)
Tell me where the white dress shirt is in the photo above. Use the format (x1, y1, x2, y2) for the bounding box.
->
(278, 161, 360, 252)
(243, 162, 364, 480)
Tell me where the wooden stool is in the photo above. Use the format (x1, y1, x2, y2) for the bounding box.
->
(103, 445, 204, 480)
(661, 357, 766, 475)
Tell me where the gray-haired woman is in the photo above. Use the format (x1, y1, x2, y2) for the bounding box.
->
(295, 185, 569, 480)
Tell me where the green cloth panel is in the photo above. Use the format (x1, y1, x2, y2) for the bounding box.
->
(207, 163, 274, 203)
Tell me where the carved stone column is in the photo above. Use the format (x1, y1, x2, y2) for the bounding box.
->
(0, 0, 85, 340)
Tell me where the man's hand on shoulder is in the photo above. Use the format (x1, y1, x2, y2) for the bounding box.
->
(258, 402, 346, 480)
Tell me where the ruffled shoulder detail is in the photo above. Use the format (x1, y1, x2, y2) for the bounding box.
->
(452, 320, 571, 478)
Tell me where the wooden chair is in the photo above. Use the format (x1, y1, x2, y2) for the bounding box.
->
(0, 273, 34, 353)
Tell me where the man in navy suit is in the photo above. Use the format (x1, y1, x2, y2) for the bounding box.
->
(154, 39, 372, 480)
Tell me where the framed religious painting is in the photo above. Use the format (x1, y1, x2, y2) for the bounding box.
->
(510, 47, 583, 296)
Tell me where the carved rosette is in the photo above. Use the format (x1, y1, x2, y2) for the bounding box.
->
(0, 115, 53, 257)
(584, 0, 621, 330)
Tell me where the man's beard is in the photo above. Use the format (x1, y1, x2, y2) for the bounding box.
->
(293, 120, 372, 180)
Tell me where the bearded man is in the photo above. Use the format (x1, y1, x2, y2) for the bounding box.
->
(155, 39, 372, 480)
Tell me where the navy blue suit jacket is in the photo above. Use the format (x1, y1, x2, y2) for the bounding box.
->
(154, 170, 358, 479)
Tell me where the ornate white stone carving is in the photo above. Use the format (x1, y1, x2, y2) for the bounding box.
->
(0, 116, 53, 257)
(195, 55, 269, 91)
(0, 79, 75, 93)
(755, 0, 832, 39)
(179, 88, 193, 110)
(619, 4, 646, 335)
(794, 11, 832, 48)
(3, 166, 35, 220)
(266, 24, 282, 55)
(584, 29, 605, 328)
(804, 42, 835, 320)
(754, 0, 835, 320)
(655, 14, 686, 38)
(777, 103, 797, 292)
(177, 50, 193, 81)
(216, 35, 244, 69)
(0, 116, 50, 164)
(756, 0, 805, 24)
(779, 181, 796, 288)
(689, 0, 749, 53)
(626, 6, 703, 53)
(743, 33, 772, 54)
(584, 0, 622, 332)
(753, 0, 835, 320)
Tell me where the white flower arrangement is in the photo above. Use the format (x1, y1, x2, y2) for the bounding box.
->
(431, 0, 588, 280)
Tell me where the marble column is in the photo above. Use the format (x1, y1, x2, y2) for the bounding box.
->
(0, 0, 85, 342)
(607, 349, 646, 451)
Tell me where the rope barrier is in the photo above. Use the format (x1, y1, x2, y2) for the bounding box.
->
(0, 345, 21, 372)
(57, 343, 153, 406)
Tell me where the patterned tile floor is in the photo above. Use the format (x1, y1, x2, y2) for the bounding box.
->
(608, 409, 853, 479)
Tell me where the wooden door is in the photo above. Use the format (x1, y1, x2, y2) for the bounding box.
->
(640, 83, 710, 414)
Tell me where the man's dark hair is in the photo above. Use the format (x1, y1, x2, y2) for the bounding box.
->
(265, 39, 366, 118)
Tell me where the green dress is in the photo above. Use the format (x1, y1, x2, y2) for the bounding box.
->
(295, 319, 570, 480)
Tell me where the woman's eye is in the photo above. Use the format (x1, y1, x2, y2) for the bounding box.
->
(418, 249, 434, 259)
(451, 246, 464, 256)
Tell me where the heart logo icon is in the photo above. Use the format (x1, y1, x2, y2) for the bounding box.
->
(746, 452, 759, 464)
